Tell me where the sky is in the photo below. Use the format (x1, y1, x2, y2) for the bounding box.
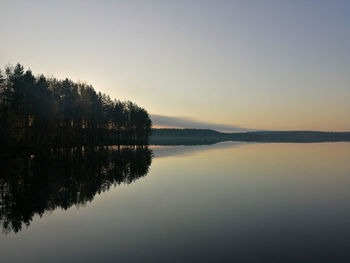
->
(0, 0, 349, 131)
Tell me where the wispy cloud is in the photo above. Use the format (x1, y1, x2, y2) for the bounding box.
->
(151, 114, 255, 133)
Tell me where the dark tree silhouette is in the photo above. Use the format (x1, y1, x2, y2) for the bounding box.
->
(0, 63, 152, 149)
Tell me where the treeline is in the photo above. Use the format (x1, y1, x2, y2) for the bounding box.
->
(0, 63, 152, 149)
(151, 128, 350, 145)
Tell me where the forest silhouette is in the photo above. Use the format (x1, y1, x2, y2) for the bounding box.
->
(0, 63, 152, 149)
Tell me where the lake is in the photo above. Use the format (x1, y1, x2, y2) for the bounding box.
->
(1, 142, 350, 262)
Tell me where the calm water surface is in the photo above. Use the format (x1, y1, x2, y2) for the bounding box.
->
(1, 142, 350, 262)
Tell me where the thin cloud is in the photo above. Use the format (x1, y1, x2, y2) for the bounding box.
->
(151, 114, 255, 133)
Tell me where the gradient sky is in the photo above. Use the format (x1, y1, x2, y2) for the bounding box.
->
(1, 0, 349, 131)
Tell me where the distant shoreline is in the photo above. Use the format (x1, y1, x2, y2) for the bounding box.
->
(150, 128, 350, 145)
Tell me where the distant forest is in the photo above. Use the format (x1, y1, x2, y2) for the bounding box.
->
(151, 128, 350, 145)
(0, 64, 152, 149)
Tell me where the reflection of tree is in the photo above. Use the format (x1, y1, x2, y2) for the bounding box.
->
(0, 147, 152, 234)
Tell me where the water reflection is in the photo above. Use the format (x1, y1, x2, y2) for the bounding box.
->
(0, 147, 152, 233)
(151, 141, 249, 158)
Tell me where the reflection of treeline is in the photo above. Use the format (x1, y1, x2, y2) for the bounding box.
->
(0, 64, 152, 149)
(0, 146, 152, 233)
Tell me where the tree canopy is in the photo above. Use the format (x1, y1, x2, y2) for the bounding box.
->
(0, 63, 152, 149)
